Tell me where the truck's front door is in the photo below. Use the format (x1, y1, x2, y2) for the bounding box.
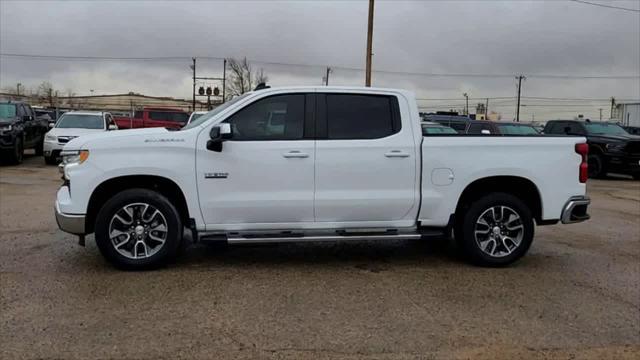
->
(196, 92, 315, 228)
(314, 93, 418, 227)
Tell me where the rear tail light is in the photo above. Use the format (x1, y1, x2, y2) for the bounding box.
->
(575, 143, 588, 183)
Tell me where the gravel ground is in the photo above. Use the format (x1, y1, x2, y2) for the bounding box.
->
(1, 152, 639, 359)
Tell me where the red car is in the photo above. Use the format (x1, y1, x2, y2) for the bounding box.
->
(113, 107, 190, 130)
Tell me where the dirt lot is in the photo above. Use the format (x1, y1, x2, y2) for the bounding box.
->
(1, 152, 639, 359)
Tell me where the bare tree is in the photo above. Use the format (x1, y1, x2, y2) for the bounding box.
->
(225, 57, 268, 100)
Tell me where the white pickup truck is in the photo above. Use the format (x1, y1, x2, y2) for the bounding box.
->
(55, 86, 590, 269)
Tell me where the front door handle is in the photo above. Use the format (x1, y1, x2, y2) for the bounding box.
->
(384, 150, 410, 158)
(283, 150, 309, 158)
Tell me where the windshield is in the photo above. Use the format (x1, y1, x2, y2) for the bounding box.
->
(182, 93, 251, 130)
(497, 124, 539, 135)
(56, 114, 104, 129)
(422, 126, 458, 135)
(189, 113, 205, 123)
(585, 123, 628, 135)
(0, 104, 17, 119)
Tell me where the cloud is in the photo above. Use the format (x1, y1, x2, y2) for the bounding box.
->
(1, 0, 638, 120)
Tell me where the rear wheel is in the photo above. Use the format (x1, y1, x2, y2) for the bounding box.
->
(588, 154, 606, 179)
(34, 137, 44, 156)
(455, 192, 534, 267)
(44, 155, 57, 165)
(94, 189, 182, 270)
(6, 137, 24, 165)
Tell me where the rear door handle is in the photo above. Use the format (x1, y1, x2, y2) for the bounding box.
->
(283, 150, 309, 158)
(384, 150, 410, 158)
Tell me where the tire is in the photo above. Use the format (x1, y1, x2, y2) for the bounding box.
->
(633, 174, 640, 181)
(455, 192, 534, 267)
(588, 154, 606, 179)
(44, 156, 57, 165)
(35, 137, 44, 156)
(94, 188, 183, 270)
(6, 137, 24, 165)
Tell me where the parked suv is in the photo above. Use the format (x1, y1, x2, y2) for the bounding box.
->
(0, 101, 48, 164)
(44, 111, 118, 164)
(544, 120, 640, 179)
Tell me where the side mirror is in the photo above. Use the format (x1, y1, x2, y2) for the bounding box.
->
(207, 123, 232, 152)
(22, 115, 31, 122)
(481, 129, 491, 135)
(108, 124, 117, 131)
(48, 122, 55, 128)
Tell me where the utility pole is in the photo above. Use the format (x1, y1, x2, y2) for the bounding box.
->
(610, 97, 615, 119)
(365, 0, 375, 87)
(191, 57, 196, 111)
(599, 108, 603, 121)
(222, 59, 227, 103)
(324, 67, 332, 86)
(515, 75, 526, 122)
(485, 98, 489, 119)
(16, 83, 22, 96)
(463, 93, 469, 116)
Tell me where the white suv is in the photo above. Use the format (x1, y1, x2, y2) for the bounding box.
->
(44, 111, 117, 164)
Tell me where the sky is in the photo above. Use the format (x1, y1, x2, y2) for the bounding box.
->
(1, 0, 639, 121)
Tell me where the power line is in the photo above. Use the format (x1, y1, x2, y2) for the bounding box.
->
(569, 0, 640, 13)
(1, 52, 639, 80)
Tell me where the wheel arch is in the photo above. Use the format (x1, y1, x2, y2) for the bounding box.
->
(454, 175, 543, 224)
(85, 175, 190, 234)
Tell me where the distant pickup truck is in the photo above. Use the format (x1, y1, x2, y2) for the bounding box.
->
(113, 107, 189, 130)
(55, 86, 591, 270)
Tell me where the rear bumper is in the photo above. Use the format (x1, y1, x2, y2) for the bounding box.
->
(561, 196, 591, 224)
(55, 200, 86, 235)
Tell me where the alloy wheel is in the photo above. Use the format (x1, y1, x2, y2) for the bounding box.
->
(108, 202, 168, 260)
(474, 206, 524, 258)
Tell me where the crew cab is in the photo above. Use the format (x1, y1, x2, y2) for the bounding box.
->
(113, 107, 189, 130)
(0, 101, 48, 164)
(54, 86, 591, 269)
(544, 120, 640, 179)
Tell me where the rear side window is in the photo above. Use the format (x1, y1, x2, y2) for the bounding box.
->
(325, 94, 399, 139)
(545, 122, 564, 134)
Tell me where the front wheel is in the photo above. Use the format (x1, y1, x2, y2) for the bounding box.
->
(94, 189, 183, 270)
(455, 193, 534, 267)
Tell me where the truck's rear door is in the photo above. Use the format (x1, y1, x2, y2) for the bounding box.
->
(313, 92, 418, 226)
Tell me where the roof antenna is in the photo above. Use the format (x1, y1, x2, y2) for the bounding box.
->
(254, 82, 270, 91)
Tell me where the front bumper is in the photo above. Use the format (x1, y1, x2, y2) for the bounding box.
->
(561, 196, 591, 224)
(43, 141, 64, 158)
(604, 153, 640, 176)
(55, 200, 86, 235)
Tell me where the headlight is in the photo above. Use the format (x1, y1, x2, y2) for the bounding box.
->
(605, 143, 625, 152)
(45, 134, 57, 141)
(60, 150, 90, 165)
(0, 124, 11, 132)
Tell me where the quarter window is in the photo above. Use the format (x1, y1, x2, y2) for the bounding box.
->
(224, 94, 305, 140)
(325, 94, 398, 139)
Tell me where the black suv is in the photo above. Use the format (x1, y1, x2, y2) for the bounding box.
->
(0, 101, 49, 164)
(544, 120, 640, 179)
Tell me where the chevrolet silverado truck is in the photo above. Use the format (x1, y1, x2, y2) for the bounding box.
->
(54, 86, 591, 269)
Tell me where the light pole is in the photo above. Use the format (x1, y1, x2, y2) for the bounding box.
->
(365, 0, 374, 86)
(463, 93, 469, 116)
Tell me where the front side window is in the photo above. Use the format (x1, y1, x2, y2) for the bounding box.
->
(224, 94, 305, 140)
(467, 123, 484, 134)
(56, 114, 104, 129)
(326, 94, 398, 139)
(0, 104, 17, 119)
